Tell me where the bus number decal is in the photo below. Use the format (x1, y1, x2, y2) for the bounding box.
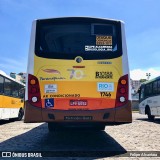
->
(95, 72, 113, 79)
(100, 92, 111, 98)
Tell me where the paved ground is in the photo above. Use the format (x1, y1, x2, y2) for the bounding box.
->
(0, 113, 160, 160)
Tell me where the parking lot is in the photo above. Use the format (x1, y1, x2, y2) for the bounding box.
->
(0, 113, 160, 159)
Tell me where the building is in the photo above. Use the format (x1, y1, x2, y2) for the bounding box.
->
(10, 72, 26, 84)
(130, 79, 141, 110)
(17, 72, 26, 84)
(130, 79, 141, 94)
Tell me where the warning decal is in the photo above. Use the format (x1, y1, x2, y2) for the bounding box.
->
(96, 36, 112, 45)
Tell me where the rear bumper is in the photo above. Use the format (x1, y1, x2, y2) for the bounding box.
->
(24, 100, 132, 124)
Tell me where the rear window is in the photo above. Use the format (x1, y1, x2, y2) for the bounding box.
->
(35, 18, 122, 60)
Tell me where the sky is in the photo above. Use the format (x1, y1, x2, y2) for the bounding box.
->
(0, 0, 160, 80)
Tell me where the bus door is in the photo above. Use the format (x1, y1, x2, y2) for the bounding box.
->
(139, 85, 145, 114)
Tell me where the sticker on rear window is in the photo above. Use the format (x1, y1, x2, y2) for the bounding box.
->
(85, 45, 112, 51)
(96, 36, 112, 45)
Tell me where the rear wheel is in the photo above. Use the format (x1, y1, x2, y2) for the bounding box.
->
(146, 107, 155, 121)
(17, 108, 24, 121)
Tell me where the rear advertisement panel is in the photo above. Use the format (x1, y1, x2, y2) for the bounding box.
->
(34, 56, 123, 110)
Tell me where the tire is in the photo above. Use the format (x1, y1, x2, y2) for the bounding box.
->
(17, 108, 24, 121)
(146, 107, 155, 121)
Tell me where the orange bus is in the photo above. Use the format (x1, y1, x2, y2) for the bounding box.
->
(24, 17, 132, 131)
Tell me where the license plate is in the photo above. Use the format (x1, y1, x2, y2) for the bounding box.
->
(70, 100, 88, 106)
(64, 116, 92, 120)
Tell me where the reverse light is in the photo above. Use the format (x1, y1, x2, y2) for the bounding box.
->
(120, 96, 125, 102)
(32, 96, 38, 103)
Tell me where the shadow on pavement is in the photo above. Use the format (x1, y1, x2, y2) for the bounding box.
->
(0, 123, 126, 158)
(0, 119, 20, 125)
(137, 117, 160, 124)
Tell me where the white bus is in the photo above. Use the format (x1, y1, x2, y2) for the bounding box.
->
(139, 76, 160, 120)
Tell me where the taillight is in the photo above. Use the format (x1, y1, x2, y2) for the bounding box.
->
(28, 74, 42, 107)
(120, 88, 126, 94)
(115, 74, 128, 107)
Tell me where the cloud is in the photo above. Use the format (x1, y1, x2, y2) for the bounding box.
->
(130, 68, 160, 80)
(0, 57, 27, 75)
(0, 69, 6, 75)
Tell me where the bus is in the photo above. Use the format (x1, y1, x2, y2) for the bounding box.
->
(24, 17, 132, 131)
(139, 76, 160, 120)
(0, 72, 25, 120)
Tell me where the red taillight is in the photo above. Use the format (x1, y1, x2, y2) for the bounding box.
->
(115, 74, 128, 107)
(120, 88, 126, 94)
(31, 87, 37, 94)
(28, 74, 42, 107)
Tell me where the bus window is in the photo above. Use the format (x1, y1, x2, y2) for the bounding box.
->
(19, 85, 25, 99)
(153, 81, 158, 95)
(35, 20, 122, 60)
(4, 78, 12, 96)
(0, 76, 4, 94)
(148, 83, 153, 95)
(145, 83, 153, 96)
(12, 81, 19, 97)
(145, 84, 149, 97)
(157, 80, 160, 94)
(140, 87, 144, 100)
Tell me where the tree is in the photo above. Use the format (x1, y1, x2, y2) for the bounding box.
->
(139, 79, 147, 83)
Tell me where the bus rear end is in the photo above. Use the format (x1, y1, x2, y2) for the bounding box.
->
(24, 17, 132, 130)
